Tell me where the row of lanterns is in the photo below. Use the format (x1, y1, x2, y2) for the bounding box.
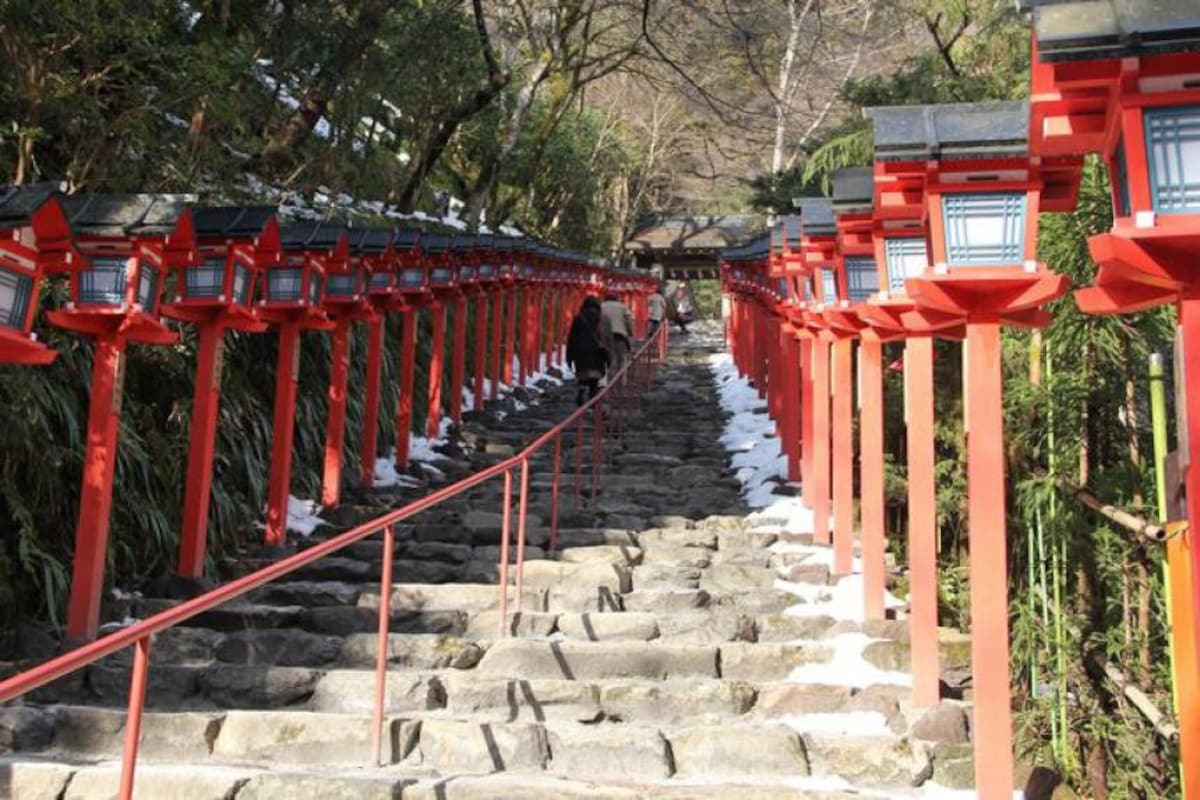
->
(0, 187, 655, 644)
(724, 3, 1200, 791)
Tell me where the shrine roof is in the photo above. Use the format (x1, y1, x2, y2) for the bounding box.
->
(795, 198, 836, 237)
(278, 222, 346, 252)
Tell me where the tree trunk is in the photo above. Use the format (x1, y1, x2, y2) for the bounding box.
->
(466, 61, 550, 228)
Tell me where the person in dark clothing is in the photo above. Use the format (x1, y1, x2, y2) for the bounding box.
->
(566, 296, 610, 405)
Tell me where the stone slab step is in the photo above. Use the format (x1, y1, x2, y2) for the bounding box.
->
(359, 583, 547, 614)
(475, 639, 719, 680)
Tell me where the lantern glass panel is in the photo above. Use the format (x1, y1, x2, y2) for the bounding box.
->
(941, 192, 1025, 266)
(0, 265, 33, 329)
(400, 268, 423, 287)
(370, 272, 392, 291)
(820, 269, 838, 303)
(1145, 105, 1200, 213)
(777, 278, 787, 298)
(232, 263, 253, 305)
(844, 257, 876, 302)
(80, 257, 128, 305)
(325, 273, 357, 297)
(186, 259, 226, 299)
(308, 274, 322, 306)
(884, 237, 927, 294)
(431, 267, 452, 284)
(803, 278, 813, 303)
(267, 267, 304, 302)
(137, 264, 160, 310)
(479, 265, 495, 278)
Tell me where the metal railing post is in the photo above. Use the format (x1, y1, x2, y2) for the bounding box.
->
(497, 469, 513, 637)
(371, 523, 396, 766)
(515, 458, 530, 614)
(117, 636, 152, 800)
(550, 434, 562, 551)
(591, 398, 603, 504)
(574, 416, 585, 509)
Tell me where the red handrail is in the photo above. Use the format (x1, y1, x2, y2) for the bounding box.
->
(0, 321, 667, 798)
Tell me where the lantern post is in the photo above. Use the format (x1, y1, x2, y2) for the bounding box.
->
(320, 227, 390, 509)
(392, 232, 428, 470)
(1026, 8, 1200, 782)
(489, 238, 512, 401)
(854, 143, 959, 706)
(422, 234, 456, 441)
(357, 229, 412, 488)
(471, 235, 497, 413)
(50, 194, 193, 643)
(872, 100, 1082, 798)
(260, 223, 346, 546)
(797, 200, 838, 545)
(502, 244, 520, 387)
(164, 206, 279, 580)
(449, 234, 478, 425)
(826, 168, 878, 578)
(777, 215, 807, 485)
(0, 184, 79, 365)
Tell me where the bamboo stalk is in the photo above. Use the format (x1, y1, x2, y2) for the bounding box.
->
(1090, 651, 1179, 743)
(1062, 482, 1169, 544)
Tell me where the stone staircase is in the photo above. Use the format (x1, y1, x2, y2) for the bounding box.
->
(0, 337, 975, 799)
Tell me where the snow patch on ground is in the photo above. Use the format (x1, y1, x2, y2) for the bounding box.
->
(786, 633, 912, 688)
(373, 457, 423, 489)
(709, 352, 794, 509)
(280, 495, 328, 537)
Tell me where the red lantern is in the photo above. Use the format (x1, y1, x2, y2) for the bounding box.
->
(51, 194, 194, 643)
(0, 183, 80, 364)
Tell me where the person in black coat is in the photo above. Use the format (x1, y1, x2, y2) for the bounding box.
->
(566, 296, 610, 406)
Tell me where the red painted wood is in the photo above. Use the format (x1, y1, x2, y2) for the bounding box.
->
(965, 321, 1014, 799)
(360, 317, 385, 488)
(859, 335, 885, 620)
(800, 335, 814, 508)
(812, 338, 832, 547)
(65, 337, 127, 642)
(473, 293, 488, 412)
(396, 310, 417, 469)
(177, 324, 225, 579)
(831, 337, 855, 577)
(426, 303, 446, 440)
(503, 287, 517, 386)
(490, 291, 503, 400)
(449, 296, 468, 424)
(264, 321, 302, 547)
(321, 319, 352, 508)
(906, 335, 940, 708)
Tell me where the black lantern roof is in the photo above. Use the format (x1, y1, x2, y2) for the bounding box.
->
(61, 193, 194, 237)
(346, 227, 393, 255)
(191, 206, 277, 239)
(475, 233, 495, 250)
(1024, 0, 1200, 62)
(831, 167, 875, 215)
(392, 228, 420, 250)
(780, 215, 803, 248)
(796, 198, 836, 237)
(722, 233, 770, 263)
(0, 182, 65, 228)
(449, 234, 477, 253)
(868, 101, 1029, 162)
(279, 221, 345, 251)
(422, 233, 451, 254)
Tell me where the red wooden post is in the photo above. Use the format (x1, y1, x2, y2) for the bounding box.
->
(426, 302, 446, 440)
(964, 320, 1013, 796)
(449, 296, 468, 424)
(473, 291, 488, 412)
(800, 335, 814, 507)
(396, 309, 417, 469)
(66, 338, 126, 642)
(265, 321, 302, 546)
(859, 334, 885, 619)
(783, 330, 801, 482)
(830, 337, 854, 576)
(490, 290, 504, 399)
(178, 326, 225, 578)
(811, 337, 832, 546)
(321, 319, 352, 508)
(503, 286, 517, 386)
(906, 334, 940, 707)
(360, 317, 385, 487)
